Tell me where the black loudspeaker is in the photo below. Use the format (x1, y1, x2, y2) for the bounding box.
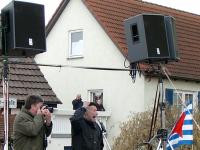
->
(124, 14, 179, 63)
(0, 17, 2, 51)
(1, 1, 46, 56)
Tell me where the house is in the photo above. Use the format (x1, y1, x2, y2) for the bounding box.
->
(35, 0, 200, 149)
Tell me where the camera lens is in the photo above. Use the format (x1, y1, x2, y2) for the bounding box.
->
(48, 107, 53, 113)
(41, 104, 53, 113)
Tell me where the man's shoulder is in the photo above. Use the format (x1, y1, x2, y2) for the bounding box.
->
(72, 99, 77, 103)
(15, 110, 32, 121)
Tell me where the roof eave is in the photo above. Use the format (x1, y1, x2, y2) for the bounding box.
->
(144, 73, 200, 83)
(45, 0, 70, 37)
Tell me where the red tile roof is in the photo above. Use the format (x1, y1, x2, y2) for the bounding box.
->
(82, 0, 200, 81)
(0, 58, 61, 105)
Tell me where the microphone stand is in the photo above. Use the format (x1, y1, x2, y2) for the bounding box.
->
(97, 120, 112, 150)
(102, 132, 111, 150)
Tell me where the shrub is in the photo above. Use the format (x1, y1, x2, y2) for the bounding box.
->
(112, 106, 200, 150)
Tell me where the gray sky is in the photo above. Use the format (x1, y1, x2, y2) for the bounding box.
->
(143, 0, 200, 15)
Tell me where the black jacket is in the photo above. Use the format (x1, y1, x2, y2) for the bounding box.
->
(70, 107, 104, 150)
(72, 99, 83, 110)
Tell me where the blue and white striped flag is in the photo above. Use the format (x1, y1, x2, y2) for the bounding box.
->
(166, 104, 193, 150)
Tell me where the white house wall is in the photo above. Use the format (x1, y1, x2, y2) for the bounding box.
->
(35, 0, 148, 148)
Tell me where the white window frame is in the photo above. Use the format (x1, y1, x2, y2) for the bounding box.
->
(173, 90, 198, 110)
(68, 30, 84, 58)
(88, 89, 104, 104)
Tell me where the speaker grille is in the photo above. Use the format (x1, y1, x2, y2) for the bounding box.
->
(143, 15, 169, 58)
(1, 1, 46, 56)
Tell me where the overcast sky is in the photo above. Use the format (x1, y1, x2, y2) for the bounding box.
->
(143, 0, 200, 15)
(0, 0, 199, 25)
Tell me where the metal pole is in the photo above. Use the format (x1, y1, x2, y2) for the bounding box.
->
(158, 65, 166, 150)
(3, 59, 9, 150)
(1, 20, 10, 150)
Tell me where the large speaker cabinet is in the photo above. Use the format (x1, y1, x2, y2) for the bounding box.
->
(1, 1, 46, 56)
(124, 14, 179, 64)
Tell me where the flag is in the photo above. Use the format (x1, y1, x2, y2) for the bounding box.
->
(166, 104, 193, 150)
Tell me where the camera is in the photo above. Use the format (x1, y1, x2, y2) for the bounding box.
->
(42, 104, 54, 113)
(157, 128, 168, 141)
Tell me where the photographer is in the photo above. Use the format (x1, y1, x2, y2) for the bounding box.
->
(70, 101, 104, 150)
(13, 95, 53, 150)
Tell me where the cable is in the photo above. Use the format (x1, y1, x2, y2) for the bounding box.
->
(7, 60, 144, 72)
(124, 57, 130, 68)
(147, 82, 160, 150)
(129, 63, 137, 81)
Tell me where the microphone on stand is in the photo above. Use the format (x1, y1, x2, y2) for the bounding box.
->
(96, 119, 112, 150)
(100, 121, 106, 133)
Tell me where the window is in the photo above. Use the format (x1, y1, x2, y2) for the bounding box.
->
(88, 89, 103, 104)
(165, 88, 197, 111)
(173, 92, 182, 106)
(173, 91, 194, 107)
(69, 30, 83, 58)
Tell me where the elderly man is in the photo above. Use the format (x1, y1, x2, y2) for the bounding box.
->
(70, 102, 104, 150)
(72, 94, 83, 110)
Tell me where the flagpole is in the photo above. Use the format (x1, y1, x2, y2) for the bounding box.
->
(156, 139, 162, 150)
(167, 140, 174, 150)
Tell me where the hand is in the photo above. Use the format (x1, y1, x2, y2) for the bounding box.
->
(37, 105, 46, 115)
(43, 109, 52, 126)
(97, 100, 101, 105)
(83, 101, 90, 108)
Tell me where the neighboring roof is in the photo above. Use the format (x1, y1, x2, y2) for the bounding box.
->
(47, 0, 200, 81)
(0, 57, 62, 105)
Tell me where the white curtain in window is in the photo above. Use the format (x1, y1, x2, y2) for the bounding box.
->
(71, 32, 83, 55)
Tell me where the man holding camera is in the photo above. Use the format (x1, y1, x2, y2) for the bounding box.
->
(13, 95, 53, 150)
(70, 101, 104, 150)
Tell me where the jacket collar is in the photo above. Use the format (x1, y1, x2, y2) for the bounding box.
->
(84, 118, 96, 129)
(21, 106, 34, 117)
